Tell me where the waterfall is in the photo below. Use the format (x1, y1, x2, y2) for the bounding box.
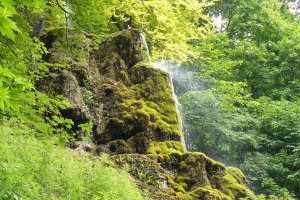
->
(139, 33, 151, 64)
(170, 75, 186, 148)
(153, 63, 186, 149)
(152, 62, 205, 151)
(64, 0, 74, 27)
(139, 35, 186, 148)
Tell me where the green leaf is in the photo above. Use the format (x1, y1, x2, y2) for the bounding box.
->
(0, 86, 9, 100)
(0, 0, 16, 6)
(33, 0, 43, 8)
(8, 88, 21, 101)
(0, 99, 4, 110)
(9, 100, 19, 111)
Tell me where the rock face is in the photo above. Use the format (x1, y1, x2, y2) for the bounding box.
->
(36, 28, 256, 199)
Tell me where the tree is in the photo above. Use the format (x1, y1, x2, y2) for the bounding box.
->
(0, 0, 73, 138)
(179, 80, 258, 165)
(252, 98, 300, 196)
(175, 0, 300, 197)
(60, 0, 214, 62)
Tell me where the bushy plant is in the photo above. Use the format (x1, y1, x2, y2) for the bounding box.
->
(0, 118, 143, 200)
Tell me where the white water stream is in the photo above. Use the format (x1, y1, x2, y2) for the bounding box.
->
(63, 0, 74, 27)
(170, 75, 186, 149)
(140, 34, 187, 149)
(139, 33, 151, 64)
(153, 62, 186, 150)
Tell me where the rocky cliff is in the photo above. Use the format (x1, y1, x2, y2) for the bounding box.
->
(36, 28, 256, 200)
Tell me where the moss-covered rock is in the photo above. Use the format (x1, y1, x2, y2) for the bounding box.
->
(111, 153, 254, 200)
(36, 28, 256, 199)
(222, 167, 256, 199)
(146, 141, 185, 155)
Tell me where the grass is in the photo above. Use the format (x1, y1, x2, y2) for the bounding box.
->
(0, 118, 143, 200)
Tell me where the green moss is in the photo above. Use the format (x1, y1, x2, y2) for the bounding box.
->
(136, 108, 151, 120)
(108, 139, 133, 154)
(226, 167, 247, 186)
(168, 176, 186, 193)
(222, 167, 256, 199)
(179, 161, 187, 170)
(126, 63, 182, 137)
(146, 141, 185, 155)
(119, 70, 131, 85)
(113, 90, 182, 137)
(182, 154, 197, 164)
(44, 62, 71, 69)
(175, 192, 185, 199)
(115, 30, 133, 40)
(115, 99, 159, 129)
(187, 152, 226, 169)
(174, 176, 191, 191)
(102, 80, 130, 100)
(185, 185, 231, 200)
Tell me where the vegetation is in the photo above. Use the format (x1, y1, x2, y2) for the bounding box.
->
(175, 0, 300, 198)
(146, 141, 185, 155)
(0, 119, 143, 199)
(1, 0, 300, 199)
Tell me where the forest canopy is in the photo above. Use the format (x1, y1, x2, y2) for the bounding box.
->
(176, 0, 300, 198)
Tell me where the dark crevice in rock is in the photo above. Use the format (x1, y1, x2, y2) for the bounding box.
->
(39, 31, 58, 62)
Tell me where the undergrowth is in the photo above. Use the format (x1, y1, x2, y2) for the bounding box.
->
(0, 118, 143, 200)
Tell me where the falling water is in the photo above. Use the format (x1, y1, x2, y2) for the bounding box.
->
(152, 62, 206, 151)
(153, 62, 186, 149)
(170, 75, 186, 149)
(139, 35, 187, 149)
(64, 0, 74, 27)
(139, 33, 151, 64)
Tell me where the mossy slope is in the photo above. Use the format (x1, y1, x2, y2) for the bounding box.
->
(112, 152, 255, 200)
(37, 28, 255, 199)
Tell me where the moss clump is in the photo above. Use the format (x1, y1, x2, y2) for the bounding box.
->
(185, 185, 231, 200)
(168, 176, 186, 193)
(174, 176, 191, 191)
(112, 96, 182, 138)
(222, 167, 256, 199)
(226, 167, 248, 186)
(179, 161, 187, 170)
(182, 153, 197, 164)
(146, 141, 185, 155)
(112, 99, 158, 128)
(102, 79, 130, 99)
(129, 63, 182, 137)
(119, 70, 131, 85)
(189, 152, 226, 169)
(44, 62, 71, 68)
(107, 139, 133, 155)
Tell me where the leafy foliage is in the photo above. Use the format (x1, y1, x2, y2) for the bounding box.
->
(1, 0, 300, 198)
(0, 0, 73, 139)
(0, 0, 19, 40)
(174, 0, 300, 198)
(0, 119, 143, 199)
(180, 83, 258, 165)
(64, 0, 213, 61)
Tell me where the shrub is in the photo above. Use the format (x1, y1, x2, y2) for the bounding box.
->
(0, 118, 143, 200)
